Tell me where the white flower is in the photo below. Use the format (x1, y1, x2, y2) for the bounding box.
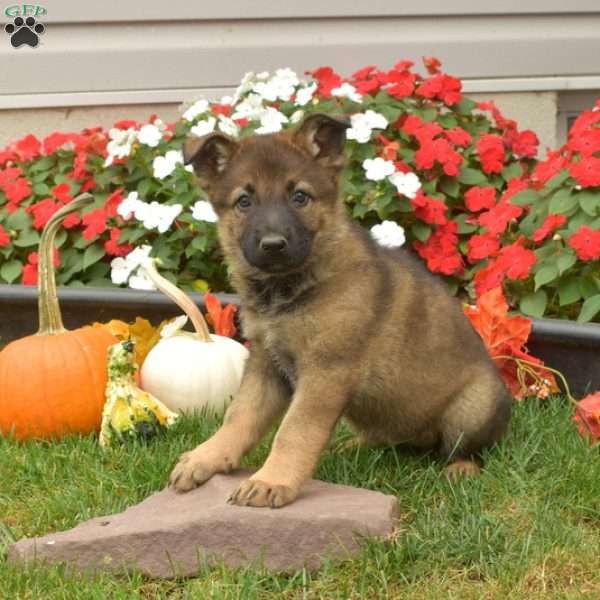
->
(255, 107, 289, 135)
(331, 82, 362, 103)
(128, 272, 156, 290)
(290, 109, 304, 124)
(191, 200, 219, 223)
(370, 221, 406, 248)
(117, 191, 145, 220)
(233, 71, 270, 103)
(295, 83, 317, 107)
(104, 128, 137, 166)
(135, 201, 182, 233)
(220, 95, 234, 106)
(388, 171, 421, 199)
(152, 150, 184, 179)
(183, 98, 210, 122)
(231, 93, 266, 121)
(137, 124, 162, 148)
(110, 245, 155, 288)
(253, 68, 299, 102)
(160, 315, 188, 338)
(346, 110, 388, 144)
(363, 157, 395, 181)
(190, 116, 216, 138)
(217, 115, 239, 138)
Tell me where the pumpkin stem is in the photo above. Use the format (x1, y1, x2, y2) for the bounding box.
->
(37, 193, 95, 335)
(142, 260, 213, 342)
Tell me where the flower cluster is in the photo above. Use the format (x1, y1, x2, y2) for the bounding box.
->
(0, 58, 598, 323)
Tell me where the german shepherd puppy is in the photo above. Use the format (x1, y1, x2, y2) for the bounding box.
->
(170, 114, 511, 508)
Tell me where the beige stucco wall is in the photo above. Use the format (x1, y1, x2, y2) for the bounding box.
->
(0, 92, 559, 158)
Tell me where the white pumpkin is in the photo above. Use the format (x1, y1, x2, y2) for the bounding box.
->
(139, 261, 249, 415)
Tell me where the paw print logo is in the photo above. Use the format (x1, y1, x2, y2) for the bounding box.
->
(5, 16, 45, 48)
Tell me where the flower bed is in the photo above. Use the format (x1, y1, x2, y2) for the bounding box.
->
(0, 58, 599, 322)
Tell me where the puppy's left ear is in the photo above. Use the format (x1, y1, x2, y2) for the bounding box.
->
(293, 113, 349, 168)
(182, 132, 238, 190)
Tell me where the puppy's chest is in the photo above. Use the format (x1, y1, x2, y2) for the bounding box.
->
(263, 330, 298, 388)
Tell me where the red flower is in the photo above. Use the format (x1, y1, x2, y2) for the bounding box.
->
(445, 127, 472, 147)
(416, 74, 462, 105)
(63, 213, 81, 229)
(506, 129, 539, 159)
(496, 240, 536, 280)
(113, 119, 139, 130)
(352, 65, 377, 80)
(477, 134, 505, 174)
(467, 233, 500, 262)
(414, 221, 463, 275)
(26, 198, 60, 230)
(14, 134, 41, 161)
(465, 186, 496, 212)
(422, 56, 442, 75)
(69, 150, 89, 180)
(569, 156, 600, 188)
(104, 188, 124, 218)
(0, 149, 17, 166)
(4, 177, 32, 211)
(211, 103, 232, 117)
(0, 224, 10, 247)
(82, 208, 107, 240)
(104, 227, 133, 257)
(51, 183, 73, 204)
(573, 392, 600, 443)
(415, 137, 462, 176)
(532, 214, 567, 243)
(474, 260, 505, 296)
(384, 69, 417, 99)
(569, 109, 600, 139)
(531, 151, 567, 185)
(0, 166, 22, 187)
(478, 201, 523, 235)
(568, 225, 600, 261)
(501, 177, 528, 203)
(43, 132, 71, 155)
(22, 249, 60, 286)
(81, 178, 97, 192)
(567, 127, 600, 156)
(411, 190, 447, 225)
(309, 66, 343, 97)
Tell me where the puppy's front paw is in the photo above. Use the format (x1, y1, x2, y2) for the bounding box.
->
(227, 478, 297, 508)
(445, 459, 481, 481)
(169, 446, 236, 493)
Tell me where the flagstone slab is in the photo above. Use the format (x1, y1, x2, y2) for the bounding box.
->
(8, 470, 399, 577)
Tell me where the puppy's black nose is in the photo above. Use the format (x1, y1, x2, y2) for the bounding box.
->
(259, 234, 288, 253)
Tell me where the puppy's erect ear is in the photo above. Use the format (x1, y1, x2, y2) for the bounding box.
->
(182, 133, 239, 189)
(293, 113, 349, 168)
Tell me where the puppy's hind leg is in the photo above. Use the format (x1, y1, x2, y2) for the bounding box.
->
(440, 372, 511, 480)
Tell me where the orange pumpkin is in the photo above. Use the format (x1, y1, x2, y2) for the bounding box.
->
(0, 194, 117, 440)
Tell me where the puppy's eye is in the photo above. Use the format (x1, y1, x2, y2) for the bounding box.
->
(291, 190, 311, 207)
(235, 193, 252, 212)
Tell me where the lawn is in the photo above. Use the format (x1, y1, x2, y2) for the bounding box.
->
(2, 396, 600, 599)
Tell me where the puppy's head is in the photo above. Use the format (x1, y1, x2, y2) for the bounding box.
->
(183, 114, 348, 275)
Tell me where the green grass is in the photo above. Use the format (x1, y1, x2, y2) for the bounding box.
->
(2, 397, 600, 599)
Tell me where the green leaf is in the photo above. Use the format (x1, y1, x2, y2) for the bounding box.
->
(556, 250, 577, 275)
(558, 277, 581, 306)
(0, 259, 22, 283)
(501, 163, 523, 182)
(33, 183, 50, 196)
(509, 189, 540, 207)
(458, 167, 487, 186)
(577, 294, 600, 323)
(411, 222, 431, 242)
(534, 265, 559, 291)
(13, 229, 40, 247)
(519, 290, 547, 318)
(549, 189, 578, 215)
(54, 229, 68, 248)
(540, 170, 569, 195)
(579, 276, 600, 299)
(454, 98, 477, 114)
(82, 244, 106, 271)
(578, 190, 600, 217)
(5, 208, 31, 230)
(439, 176, 460, 198)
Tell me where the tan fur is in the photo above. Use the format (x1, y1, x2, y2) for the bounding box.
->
(170, 115, 511, 507)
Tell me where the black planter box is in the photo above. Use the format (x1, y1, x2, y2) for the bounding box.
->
(1, 284, 599, 397)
